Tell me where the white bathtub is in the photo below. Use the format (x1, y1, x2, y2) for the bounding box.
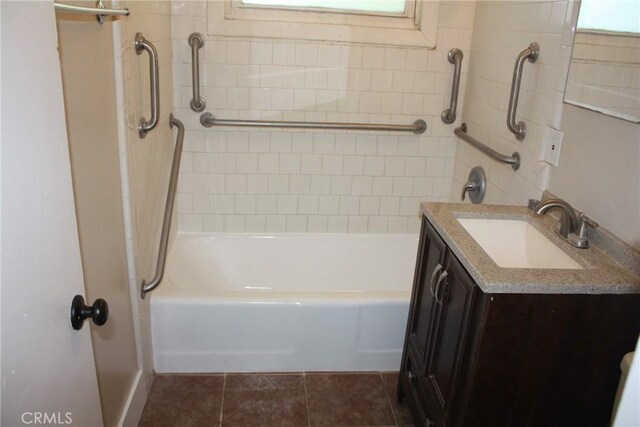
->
(151, 232, 419, 373)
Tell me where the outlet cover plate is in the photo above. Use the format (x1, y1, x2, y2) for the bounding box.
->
(545, 128, 564, 167)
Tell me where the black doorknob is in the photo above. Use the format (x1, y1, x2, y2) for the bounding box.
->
(70, 295, 109, 330)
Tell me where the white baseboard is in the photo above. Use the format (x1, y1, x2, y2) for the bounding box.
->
(117, 370, 147, 427)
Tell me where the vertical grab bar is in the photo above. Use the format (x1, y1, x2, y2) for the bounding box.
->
(507, 42, 539, 141)
(141, 115, 185, 298)
(188, 33, 206, 112)
(441, 48, 463, 124)
(135, 33, 159, 138)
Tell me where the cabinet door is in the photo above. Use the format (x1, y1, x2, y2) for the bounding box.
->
(426, 251, 476, 425)
(407, 219, 448, 367)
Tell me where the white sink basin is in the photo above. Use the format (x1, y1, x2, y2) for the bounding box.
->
(457, 218, 583, 269)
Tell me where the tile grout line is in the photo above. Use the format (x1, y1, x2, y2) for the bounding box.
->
(219, 372, 227, 427)
(379, 372, 400, 427)
(303, 371, 311, 427)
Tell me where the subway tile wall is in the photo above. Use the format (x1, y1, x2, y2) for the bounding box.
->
(565, 32, 640, 120)
(171, 1, 476, 233)
(452, 1, 575, 206)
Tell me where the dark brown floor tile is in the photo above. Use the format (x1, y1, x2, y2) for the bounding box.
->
(305, 373, 396, 426)
(139, 374, 224, 427)
(222, 374, 308, 427)
(381, 372, 415, 427)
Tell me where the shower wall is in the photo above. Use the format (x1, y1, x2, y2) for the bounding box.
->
(451, 0, 575, 205)
(171, 1, 476, 234)
(113, 0, 174, 393)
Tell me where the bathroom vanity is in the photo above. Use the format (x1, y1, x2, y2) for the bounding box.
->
(398, 203, 640, 427)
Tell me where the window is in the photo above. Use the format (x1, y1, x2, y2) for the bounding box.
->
(240, 0, 408, 15)
(577, 0, 640, 34)
(208, 0, 439, 48)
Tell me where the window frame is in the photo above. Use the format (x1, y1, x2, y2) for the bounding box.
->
(237, 0, 415, 20)
(207, 0, 439, 48)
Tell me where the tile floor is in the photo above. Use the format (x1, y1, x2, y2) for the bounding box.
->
(139, 372, 414, 427)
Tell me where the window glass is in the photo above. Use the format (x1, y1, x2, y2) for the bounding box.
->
(241, 0, 407, 14)
(577, 0, 640, 33)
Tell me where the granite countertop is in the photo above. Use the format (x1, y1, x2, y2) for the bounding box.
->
(421, 202, 640, 294)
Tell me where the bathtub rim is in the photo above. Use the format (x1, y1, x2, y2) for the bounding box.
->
(153, 230, 419, 303)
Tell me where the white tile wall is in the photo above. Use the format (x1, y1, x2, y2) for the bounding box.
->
(565, 32, 640, 120)
(172, 0, 476, 233)
(451, 0, 575, 206)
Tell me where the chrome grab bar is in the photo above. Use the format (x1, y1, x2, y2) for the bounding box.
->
(54, 1, 129, 24)
(141, 115, 184, 299)
(188, 33, 206, 112)
(200, 112, 427, 134)
(507, 42, 539, 141)
(441, 48, 463, 124)
(135, 33, 159, 138)
(454, 123, 520, 170)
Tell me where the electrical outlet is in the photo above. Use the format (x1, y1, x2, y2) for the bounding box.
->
(544, 128, 564, 167)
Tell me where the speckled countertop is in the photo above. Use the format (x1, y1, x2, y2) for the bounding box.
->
(422, 202, 640, 294)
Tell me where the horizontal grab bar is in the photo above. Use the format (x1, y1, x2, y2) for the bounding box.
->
(454, 123, 520, 170)
(141, 115, 185, 299)
(200, 113, 427, 134)
(54, 1, 130, 24)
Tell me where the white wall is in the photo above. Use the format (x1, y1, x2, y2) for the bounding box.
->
(172, 1, 477, 234)
(113, 0, 174, 393)
(549, 104, 640, 249)
(452, 0, 574, 205)
(56, 11, 139, 426)
(613, 337, 640, 426)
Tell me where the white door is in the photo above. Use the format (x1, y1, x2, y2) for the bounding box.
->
(56, 5, 140, 427)
(1, 2, 104, 426)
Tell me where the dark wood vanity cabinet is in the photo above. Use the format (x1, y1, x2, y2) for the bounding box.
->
(398, 217, 640, 427)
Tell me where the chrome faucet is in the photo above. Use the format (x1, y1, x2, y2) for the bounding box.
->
(534, 199, 578, 238)
(532, 198, 598, 248)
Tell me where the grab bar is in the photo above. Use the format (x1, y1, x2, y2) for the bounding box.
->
(188, 33, 206, 112)
(200, 112, 427, 134)
(54, 1, 130, 24)
(441, 48, 463, 124)
(141, 115, 184, 298)
(507, 42, 539, 140)
(455, 123, 520, 170)
(135, 33, 159, 138)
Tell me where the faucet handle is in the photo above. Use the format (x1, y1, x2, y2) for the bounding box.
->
(461, 181, 478, 201)
(568, 212, 598, 249)
(580, 213, 598, 229)
(528, 199, 541, 211)
(460, 167, 486, 203)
